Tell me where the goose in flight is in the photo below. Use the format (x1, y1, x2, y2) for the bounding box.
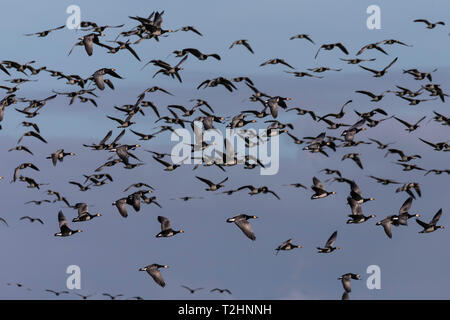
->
(24, 25, 65, 37)
(393, 86, 423, 98)
(338, 273, 361, 293)
(286, 107, 317, 121)
(315, 42, 348, 59)
(381, 39, 411, 47)
(12, 162, 39, 182)
(275, 239, 302, 254)
(355, 90, 390, 102)
(346, 197, 376, 224)
(211, 288, 232, 294)
(416, 209, 444, 233)
(112, 197, 135, 218)
(102, 293, 124, 300)
(359, 57, 398, 77)
(25, 199, 51, 206)
(289, 34, 315, 44)
(68, 33, 109, 56)
(173, 48, 220, 61)
(104, 40, 141, 61)
(237, 185, 280, 199)
(384, 148, 421, 162)
(226, 214, 258, 240)
(45, 289, 69, 296)
(400, 96, 437, 105)
(311, 177, 336, 199)
(356, 42, 388, 56)
(143, 56, 188, 83)
(318, 100, 352, 121)
(195, 176, 228, 191)
(319, 118, 351, 130)
(75, 293, 94, 300)
(396, 197, 420, 226)
(139, 264, 169, 287)
(284, 71, 323, 78)
(418, 138, 449, 151)
(367, 175, 402, 185)
(395, 162, 426, 172)
(155, 216, 184, 238)
(80, 21, 124, 33)
(17, 131, 47, 144)
(181, 286, 203, 294)
(396, 182, 421, 200)
(283, 182, 308, 189)
(90, 67, 123, 91)
(47, 149, 75, 166)
(260, 58, 294, 69)
(413, 19, 445, 29)
(403, 68, 437, 81)
(175, 26, 203, 36)
(307, 66, 341, 73)
(340, 57, 375, 64)
(424, 169, 450, 176)
(368, 138, 395, 150)
(72, 203, 102, 222)
(317, 231, 339, 253)
(153, 156, 186, 171)
(54, 211, 82, 237)
(229, 39, 254, 54)
(393, 116, 426, 132)
(123, 182, 154, 192)
(376, 215, 399, 239)
(20, 216, 44, 224)
(342, 153, 364, 169)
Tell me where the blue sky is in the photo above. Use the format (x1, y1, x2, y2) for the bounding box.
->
(0, 0, 449, 299)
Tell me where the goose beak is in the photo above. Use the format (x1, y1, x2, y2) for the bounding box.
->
(78, 230, 83, 232)
(370, 197, 375, 201)
(97, 213, 102, 217)
(180, 230, 184, 233)
(253, 216, 258, 219)
(163, 265, 169, 268)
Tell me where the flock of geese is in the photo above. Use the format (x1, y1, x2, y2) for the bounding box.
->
(0, 10, 449, 300)
(5, 281, 232, 300)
